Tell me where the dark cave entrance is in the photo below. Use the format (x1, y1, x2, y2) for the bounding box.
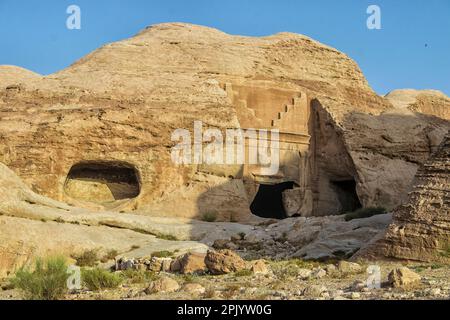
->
(330, 179, 362, 214)
(250, 181, 295, 219)
(64, 161, 141, 203)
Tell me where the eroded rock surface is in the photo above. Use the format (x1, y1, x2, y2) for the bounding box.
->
(357, 133, 450, 262)
(0, 23, 449, 278)
(1, 23, 448, 221)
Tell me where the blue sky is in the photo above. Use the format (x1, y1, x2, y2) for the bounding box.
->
(0, 0, 449, 96)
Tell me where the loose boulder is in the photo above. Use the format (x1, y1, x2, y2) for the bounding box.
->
(178, 252, 207, 274)
(302, 285, 327, 298)
(388, 267, 421, 288)
(250, 260, 269, 275)
(205, 249, 247, 275)
(183, 283, 206, 295)
(336, 261, 362, 274)
(145, 277, 180, 294)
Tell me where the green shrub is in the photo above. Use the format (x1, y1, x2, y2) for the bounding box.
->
(151, 250, 174, 258)
(12, 256, 69, 300)
(412, 266, 425, 273)
(156, 233, 178, 241)
(234, 269, 253, 277)
(182, 274, 199, 283)
(73, 249, 99, 267)
(121, 269, 158, 284)
(344, 207, 387, 221)
(202, 212, 217, 222)
(82, 268, 122, 291)
(269, 259, 319, 280)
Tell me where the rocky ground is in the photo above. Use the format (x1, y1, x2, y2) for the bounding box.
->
(1, 257, 449, 301)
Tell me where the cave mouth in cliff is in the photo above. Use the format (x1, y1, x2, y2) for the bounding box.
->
(250, 181, 295, 219)
(330, 179, 362, 214)
(64, 161, 140, 203)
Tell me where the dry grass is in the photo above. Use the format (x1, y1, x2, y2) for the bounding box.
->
(201, 212, 217, 222)
(101, 249, 119, 263)
(344, 207, 387, 221)
(73, 249, 99, 267)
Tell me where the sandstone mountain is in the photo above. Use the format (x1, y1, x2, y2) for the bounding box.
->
(386, 89, 450, 120)
(0, 23, 449, 274)
(0, 65, 40, 88)
(1, 23, 448, 222)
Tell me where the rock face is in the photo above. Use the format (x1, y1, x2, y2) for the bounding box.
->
(1, 23, 448, 221)
(357, 133, 450, 262)
(278, 213, 392, 260)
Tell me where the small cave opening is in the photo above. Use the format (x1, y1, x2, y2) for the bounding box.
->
(330, 179, 362, 214)
(64, 161, 141, 204)
(250, 181, 295, 219)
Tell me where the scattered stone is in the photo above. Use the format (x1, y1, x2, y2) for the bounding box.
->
(329, 289, 345, 299)
(205, 249, 246, 275)
(333, 296, 349, 300)
(388, 267, 421, 289)
(324, 264, 337, 275)
(250, 260, 269, 275)
(243, 234, 258, 244)
(350, 292, 361, 299)
(428, 288, 441, 296)
(212, 239, 229, 249)
(148, 257, 163, 272)
(312, 267, 326, 279)
(321, 291, 330, 299)
(273, 291, 287, 298)
(351, 280, 366, 292)
(382, 292, 394, 299)
(302, 285, 327, 298)
(424, 279, 437, 286)
(183, 283, 206, 295)
(0, 281, 14, 291)
(297, 268, 312, 280)
(337, 261, 362, 274)
(224, 242, 239, 251)
(145, 277, 180, 294)
(116, 258, 135, 271)
(231, 233, 244, 242)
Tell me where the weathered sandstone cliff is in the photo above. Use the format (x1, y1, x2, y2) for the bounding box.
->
(356, 132, 450, 262)
(0, 23, 449, 222)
